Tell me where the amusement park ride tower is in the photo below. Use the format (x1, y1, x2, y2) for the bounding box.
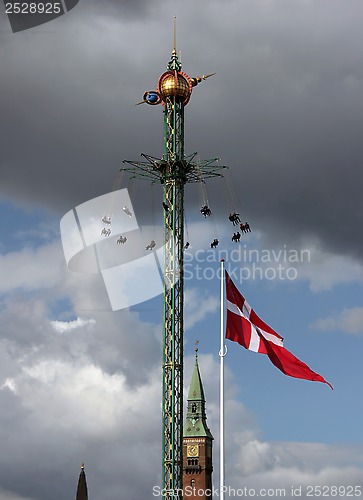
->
(122, 21, 226, 498)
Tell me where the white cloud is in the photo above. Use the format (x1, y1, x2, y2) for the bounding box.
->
(51, 317, 96, 333)
(241, 239, 363, 292)
(1, 378, 17, 394)
(312, 307, 363, 335)
(184, 288, 219, 330)
(0, 293, 163, 498)
(0, 241, 64, 293)
(226, 440, 363, 497)
(0, 358, 162, 499)
(297, 247, 363, 292)
(6, 359, 161, 438)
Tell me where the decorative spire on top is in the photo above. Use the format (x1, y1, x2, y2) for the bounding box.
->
(75, 463, 88, 500)
(136, 16, 216, 107)
(195, 340, 199, 358)
(168, 16, 182, 72)
(183, 347, 213, 439)
(174, 16, 177, 54)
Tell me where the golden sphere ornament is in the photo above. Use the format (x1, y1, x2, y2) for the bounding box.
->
(157, 71, 193, 105)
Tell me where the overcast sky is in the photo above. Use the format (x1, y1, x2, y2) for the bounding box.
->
(1, 0, 363, 499)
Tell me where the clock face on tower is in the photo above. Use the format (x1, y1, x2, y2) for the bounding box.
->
(187, 444, 199, 457)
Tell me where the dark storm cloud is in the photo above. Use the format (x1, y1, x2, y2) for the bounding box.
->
(87, 0, 156, 17)
(1, 0, 363, 261)
(181, 0, 363, 260)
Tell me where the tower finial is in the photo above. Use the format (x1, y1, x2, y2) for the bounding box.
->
(195, 340, 199, 359)
(76, 463, 88, 500)
(167, 16, 181, 71)
(173, 16, 177, 55)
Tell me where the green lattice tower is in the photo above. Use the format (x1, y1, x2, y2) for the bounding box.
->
(122, 39, 226, 499)
(161, 48, 185, 498)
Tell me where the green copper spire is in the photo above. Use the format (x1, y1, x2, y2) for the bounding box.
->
(187, 353, 205, 402)
(184, 349, 213, 439)
(76, 464, 88, 500)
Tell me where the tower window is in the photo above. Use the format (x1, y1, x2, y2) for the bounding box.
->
(191, 403, 197, 413)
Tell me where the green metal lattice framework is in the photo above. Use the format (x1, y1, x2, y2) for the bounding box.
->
(122, 48, 226, 499)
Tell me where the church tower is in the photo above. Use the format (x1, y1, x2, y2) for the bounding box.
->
(183, 349, 213, 498)
(75, 463, 88, 500)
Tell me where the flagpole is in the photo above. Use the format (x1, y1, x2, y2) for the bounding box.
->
(219, 259, 225, 500)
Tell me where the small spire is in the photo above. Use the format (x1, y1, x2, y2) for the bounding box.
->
(183, 346, 213, 439)
(173, 16, 177, 55)
(76, 463, 88, 500)
(168, 16, 182, 71)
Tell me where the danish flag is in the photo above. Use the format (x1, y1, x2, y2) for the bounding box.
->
(225, 271, 333, 389)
